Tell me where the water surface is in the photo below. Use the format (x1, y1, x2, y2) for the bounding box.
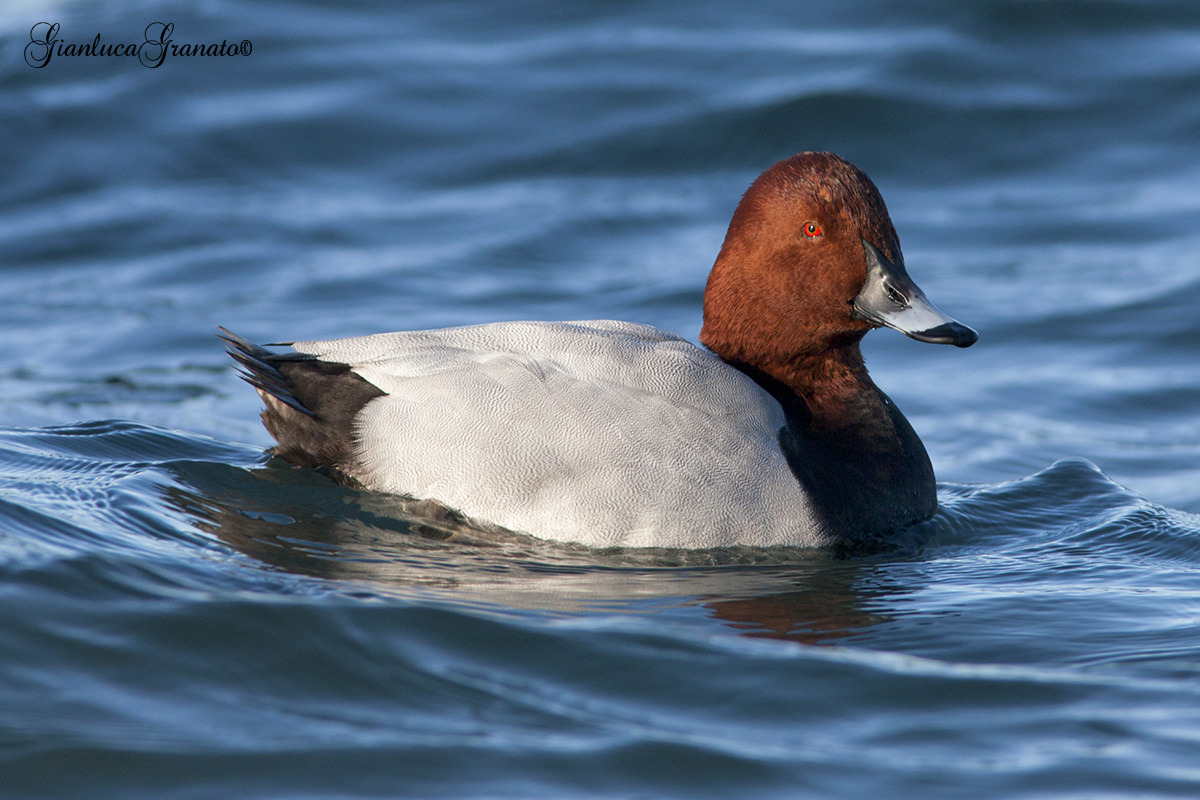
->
(2, 1, 1200, 797)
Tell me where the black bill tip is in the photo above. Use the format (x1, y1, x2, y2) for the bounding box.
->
(906, 321, 979, 348)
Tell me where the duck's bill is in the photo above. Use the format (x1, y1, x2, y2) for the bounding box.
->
(852, 240, 978, 348)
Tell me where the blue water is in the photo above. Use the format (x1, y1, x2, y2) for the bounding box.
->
(3, 1, 1200, 797)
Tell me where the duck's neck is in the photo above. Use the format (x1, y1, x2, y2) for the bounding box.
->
(724, 345, 937, 541)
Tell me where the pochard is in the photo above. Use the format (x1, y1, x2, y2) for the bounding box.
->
(222, 152, 976, 548)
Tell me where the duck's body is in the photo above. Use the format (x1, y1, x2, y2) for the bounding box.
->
(224, 152, 976, 548)
(242, 320, 820, 547)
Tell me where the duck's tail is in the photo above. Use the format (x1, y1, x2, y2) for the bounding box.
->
(218, 327, 316, 416)
(217, 327, 384, 486)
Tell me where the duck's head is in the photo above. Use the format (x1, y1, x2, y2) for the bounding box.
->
(699, 152, 976, 376)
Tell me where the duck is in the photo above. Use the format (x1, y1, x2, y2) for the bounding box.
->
(221, 152, 976, 549)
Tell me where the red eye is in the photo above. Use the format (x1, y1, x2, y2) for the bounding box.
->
(804, 222, 823, 238)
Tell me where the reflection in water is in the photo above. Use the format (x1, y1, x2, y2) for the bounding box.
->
(162, 460, 898, 643)
(702, 575, 885, 645)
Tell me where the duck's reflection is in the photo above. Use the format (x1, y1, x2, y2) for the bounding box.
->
(163, 460, 899, 644)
